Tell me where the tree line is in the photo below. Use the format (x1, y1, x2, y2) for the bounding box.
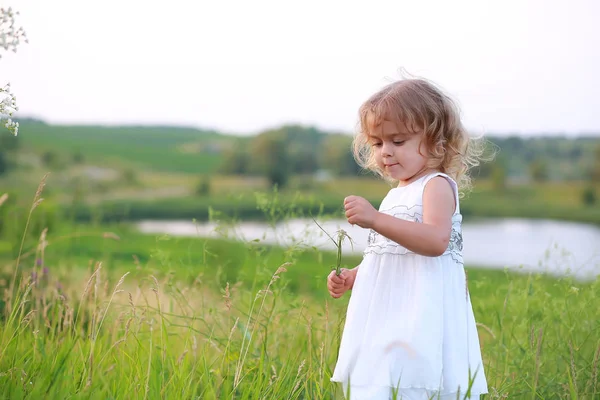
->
(217, 125, 362, 187)
(216, 124, 600, 188)
(2, 122, 599, 191)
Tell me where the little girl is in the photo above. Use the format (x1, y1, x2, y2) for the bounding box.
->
(328, 78, 489, 399)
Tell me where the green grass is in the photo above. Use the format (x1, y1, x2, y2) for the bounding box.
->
(1, 225, 599, 399)
(1, 186, 600, 398)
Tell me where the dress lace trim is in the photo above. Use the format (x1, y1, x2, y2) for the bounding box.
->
(364, 205, 464, 264)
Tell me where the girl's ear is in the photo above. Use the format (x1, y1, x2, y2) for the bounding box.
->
(417, 135, 432, 157)
(425, 135, 446, 157)
(435, 141, 446, 156)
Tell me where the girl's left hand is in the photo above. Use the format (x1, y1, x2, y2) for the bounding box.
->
(344, 195, 378, 229)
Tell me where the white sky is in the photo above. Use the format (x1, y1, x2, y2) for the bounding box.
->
(1, 0, 599, 136)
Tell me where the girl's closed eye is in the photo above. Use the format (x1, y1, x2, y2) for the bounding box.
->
(393, 140, 405, 146)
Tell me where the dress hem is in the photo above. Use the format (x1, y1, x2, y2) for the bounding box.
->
(330, 378, 487, 392)
(331, 378, 489, 398)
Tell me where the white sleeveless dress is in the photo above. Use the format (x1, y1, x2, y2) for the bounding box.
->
(331, 173, 488, 400)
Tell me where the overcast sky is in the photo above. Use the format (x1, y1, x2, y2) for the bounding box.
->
(2, 0, 599, 136)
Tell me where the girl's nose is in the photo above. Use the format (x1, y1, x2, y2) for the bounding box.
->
(381, 142, 393, 156)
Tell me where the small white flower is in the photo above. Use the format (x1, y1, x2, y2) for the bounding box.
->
(0, 8, 26, 136)
(2, 113, 18, 135)
(0, 8, 26, 57)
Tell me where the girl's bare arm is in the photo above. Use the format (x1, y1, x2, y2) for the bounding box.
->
(345, 177, 455, 257)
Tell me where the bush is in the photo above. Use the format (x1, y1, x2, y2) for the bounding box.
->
(582, 186, 596, 206)
(41, 150, 58, 168)
(121, 168, 138, 186)
(195, 176, 211, 196)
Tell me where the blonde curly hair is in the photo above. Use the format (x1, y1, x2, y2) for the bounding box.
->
(352, 78, 485, 194)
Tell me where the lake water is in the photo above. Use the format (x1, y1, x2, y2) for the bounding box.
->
(137, 218, 600, 280)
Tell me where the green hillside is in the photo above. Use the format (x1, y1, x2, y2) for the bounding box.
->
(16, 120, 237, 174)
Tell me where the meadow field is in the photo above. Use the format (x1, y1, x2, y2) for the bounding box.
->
(1, 123, 599, 398)
(0, 182, 599, 399)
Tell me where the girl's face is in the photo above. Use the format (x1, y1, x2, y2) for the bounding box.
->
(368, 120, 430, 186)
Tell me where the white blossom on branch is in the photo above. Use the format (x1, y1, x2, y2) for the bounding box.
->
(0, 7, 27, 56)
(1, 7, 27, 136)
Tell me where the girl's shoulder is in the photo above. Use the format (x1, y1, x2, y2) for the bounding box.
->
(388, 172, 458, 198)
(379, 172, 460, 214)
(420, 172, 460, 208)
(420, 172, 458, 193)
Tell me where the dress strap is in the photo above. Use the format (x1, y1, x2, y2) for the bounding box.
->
(422, 172, 460, 214)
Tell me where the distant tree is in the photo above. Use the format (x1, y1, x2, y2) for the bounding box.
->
(0, 98, 21, 175)
(41, 150, 58, 168)
(250, 130, 290, 188)
(569, 146, 582, 160)
(219, 140, 250, 175)
(320, 134, 360, 176)
(490, 157, 507, 191)
(529, 158, 548, 182)
(591, 144, 600, 183)
(277, 124, 323, 147)
(121, 168, 138, 185)
(72, 150, 84, 164)
(245, 124, 327, 184)
(0, 129, 19, 151)
(195, 175, 211, 196)
(491, 165, 506, 191)
(545, 142, 560, 158)
(501, 136, 523, 153)
(581, 186, 596, 206)
(0, 151, 7, 175)
(273, 124, 330, 175)
(290, 147, 319, 174)
(0, 130, 18, 175)
(471, 161, 492, 180)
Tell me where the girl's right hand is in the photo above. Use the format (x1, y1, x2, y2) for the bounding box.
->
(327, 268, 356, 298)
